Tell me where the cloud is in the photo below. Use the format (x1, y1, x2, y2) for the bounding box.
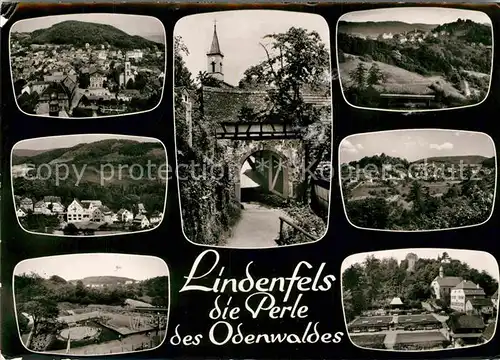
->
(454, 131, 461, 137)
(340, 139, 359, 153)
(429, 142, 454, 150)
(356, 144, 364, 150)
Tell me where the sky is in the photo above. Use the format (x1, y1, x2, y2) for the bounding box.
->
(175, 10, 331, 86)
(339, 129, 495, 163)
(14, 253, 169, 281)
(339, 7, 492, 25)
(14, 134, 160, 151)
(11, 14, 165, 44)
(342, 248, 499, 280)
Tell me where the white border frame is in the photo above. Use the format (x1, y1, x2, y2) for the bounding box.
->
(340, 247, 500, 353)
(338, 128, 497, 232)
(10, 133, 168, 238)
(172, 9, 334, 249)
(335, 7, 495, 114)
(8, 13, 167, 119)
(12, 253, 171, 357)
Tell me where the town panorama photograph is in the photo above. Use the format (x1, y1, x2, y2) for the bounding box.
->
(10, 14, 166, 117)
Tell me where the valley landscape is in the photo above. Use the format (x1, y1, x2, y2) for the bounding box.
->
(12, 135, 167, 236)
(337, 8, 493, 110)
(340, 130, 496, 231)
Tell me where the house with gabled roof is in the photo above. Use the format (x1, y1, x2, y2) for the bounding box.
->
(33, 200, 51, 215)
(133, 214, 150, 229)
(491, 289, 498, 310)
(67, 199, 101, 223)
(466, 297, 494, 316)
(451, 280, 486, 313)
(117, 208, 134, 223)
(16, 207, 28, 218)
(149, 210, 163, 225)
(20, 197, 34, 211)
(447, 313, 485, 346)
(431, 265, 463, 303)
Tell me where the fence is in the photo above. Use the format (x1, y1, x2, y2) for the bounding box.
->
(277, 216, 316, 246)
(310, 178, 330, 219)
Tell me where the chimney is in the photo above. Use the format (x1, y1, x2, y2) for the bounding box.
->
(477, 283, 480, 289)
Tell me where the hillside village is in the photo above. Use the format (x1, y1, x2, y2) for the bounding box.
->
(15, 196, 163, 235)
(11, 20, 165, 117)
(341, 154, 496, 230)
(343, 252, 498, 350)
(338, 18, 493, 109)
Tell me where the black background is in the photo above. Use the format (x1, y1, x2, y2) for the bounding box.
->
(1, 2, 499, 359)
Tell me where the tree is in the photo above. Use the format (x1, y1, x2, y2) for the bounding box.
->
(197, 71, 224, 87)
(126, 78, 135, 89)
(78, 73, 90, 89)
(63, 223, 80, 235)
(238, 27, 331, 201)
(19, 297, 58, 335)
(367, 64, 384, 86)
(174, 36, 194, 88)
(72, 107, 94, 117)
(350, 62, 367, 89)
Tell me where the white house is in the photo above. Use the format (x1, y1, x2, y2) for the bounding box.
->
(431, 265, 463, 302)
(133, 214, 150, 229)
(16, 208, 27, 218)
(149, 211, 163, 225)
(492, 290, 498, 310)
(450, 280, 486, 313)
(137, 203, 147, 214)
(117, 209, 134, 222)
(51, 202, 65, 213)
(67, 199, 102, 223)
(33, 201, 52, 215)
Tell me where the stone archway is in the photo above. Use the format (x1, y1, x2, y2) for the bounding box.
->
(221, 139, 305, 203)
(238, 149, 290, 202)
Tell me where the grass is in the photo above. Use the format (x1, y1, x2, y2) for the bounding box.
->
(340, 54, 465, 99)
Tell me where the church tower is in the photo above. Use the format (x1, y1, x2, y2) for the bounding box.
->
(207, 21, 224, 82)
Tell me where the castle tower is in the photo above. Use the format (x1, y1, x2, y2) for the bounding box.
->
(206, 20, 224, 82)
(406, 252, 418, 272)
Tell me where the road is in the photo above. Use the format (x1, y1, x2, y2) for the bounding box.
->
(224, 202, 289, 248)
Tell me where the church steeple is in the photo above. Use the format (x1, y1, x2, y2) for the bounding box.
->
(206, 20, 224, 82)
(207, 21, 223, 56)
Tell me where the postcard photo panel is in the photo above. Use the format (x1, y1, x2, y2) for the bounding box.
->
(13, 253, 170, 356)
(11, 134, 167, 236)
(341, 248, 499, 352)
(174, 10, 333, 248)
(10, 13, 166, 118)
(336, 7, 493, 112)
(339, 129, 496, 231)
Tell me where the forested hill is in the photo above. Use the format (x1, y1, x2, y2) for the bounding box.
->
(16, 20, 163, 49)
(343, 154, 493, 168)
(412, 155, 492, 166)
(433, 18, 492, 45)
(69, 276, 136, 285)
(12, 139, 165, 166)
(338, 21, 437, 37)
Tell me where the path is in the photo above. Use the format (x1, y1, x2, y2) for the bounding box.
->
(225, 202, 289, 248)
